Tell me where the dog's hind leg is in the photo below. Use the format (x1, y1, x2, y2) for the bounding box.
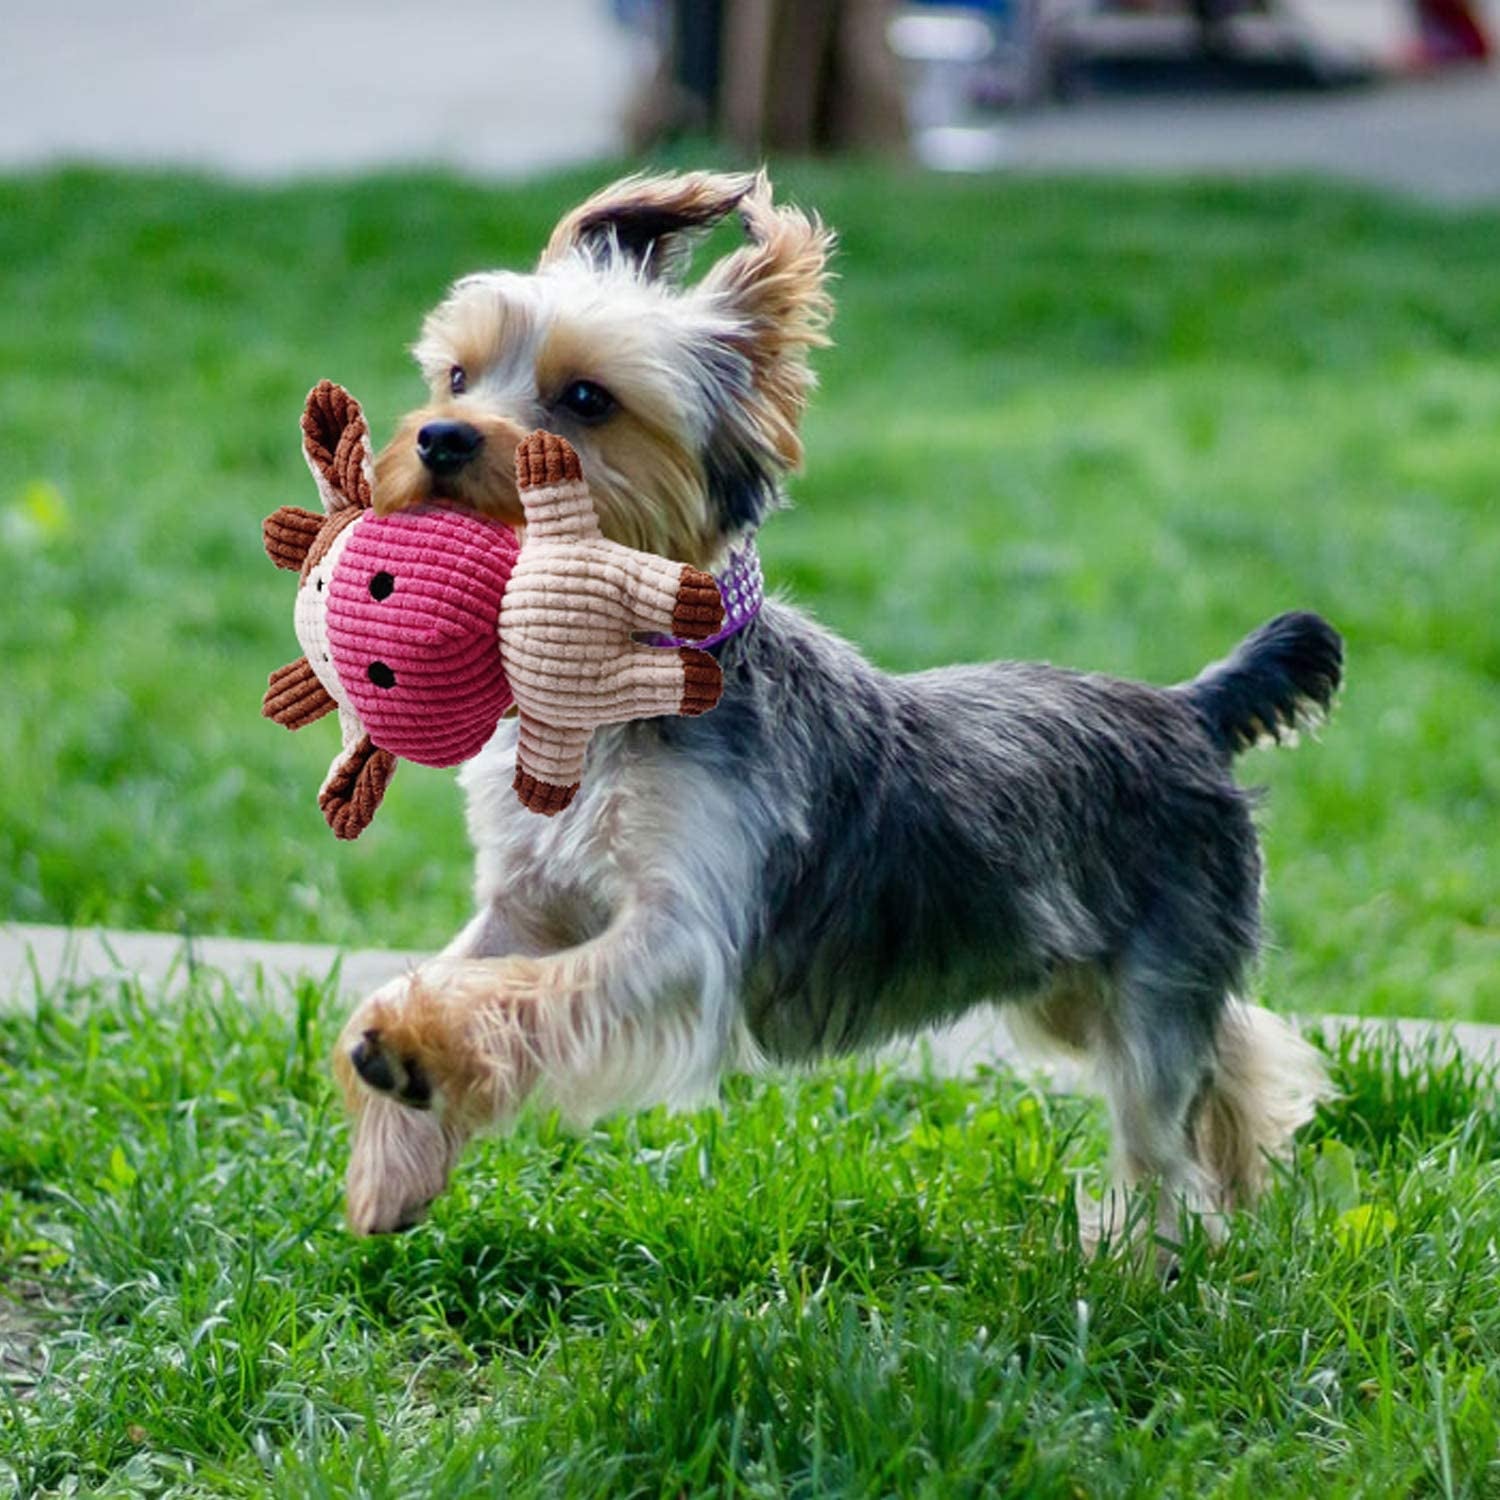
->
(1089, 963, 1226, 1254)
(1080, 928, 1329, 1254)
(1012, 935, 1242, 1253)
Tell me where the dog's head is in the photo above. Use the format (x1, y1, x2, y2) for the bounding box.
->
(373, 169, 834, 568)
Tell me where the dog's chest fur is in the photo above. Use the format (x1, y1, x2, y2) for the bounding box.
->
(458, 715, 759, 959)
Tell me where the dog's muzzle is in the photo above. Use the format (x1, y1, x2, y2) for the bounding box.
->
(417, 420, 483, 475)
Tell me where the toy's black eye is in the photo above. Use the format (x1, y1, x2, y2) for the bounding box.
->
(369, 571, 394, 600)
(449, 365, 466, 396)
(368, 662, 396, 689)
(557, 379, 616, 424)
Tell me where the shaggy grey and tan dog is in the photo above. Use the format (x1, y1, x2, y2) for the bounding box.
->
(334, 169, 1341, 1243)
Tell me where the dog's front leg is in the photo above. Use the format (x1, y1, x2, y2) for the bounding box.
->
(335, 907, 734, 1233)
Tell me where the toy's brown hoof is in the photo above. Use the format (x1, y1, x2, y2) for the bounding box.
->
(679, 648, 723, 716)
(514, 766, 580, 816)
(672, 566, 725, 640)
(319, 736, 397, 840)
(514, 431, 582, 490)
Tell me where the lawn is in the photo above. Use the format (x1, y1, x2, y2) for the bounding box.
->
(3, 161, 1499, 1497)
(1, 973, 1497, 1496)
(1, 164, 1498, 1021)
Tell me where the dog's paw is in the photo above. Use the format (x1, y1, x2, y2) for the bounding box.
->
(334, 973, 440, 1114)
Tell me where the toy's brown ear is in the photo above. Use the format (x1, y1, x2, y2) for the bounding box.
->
(302, 381, 373, 514)
(263, 506, 325, 570)
(319, 735, 397, 840)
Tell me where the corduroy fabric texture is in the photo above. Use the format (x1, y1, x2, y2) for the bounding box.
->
(329, 506, 519, 768)
(500, 430, 725, 813)
(265, 389, 729, 832)
(263, 656, 336, 729)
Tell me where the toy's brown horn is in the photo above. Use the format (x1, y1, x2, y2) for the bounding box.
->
(302, 381, 372, 512)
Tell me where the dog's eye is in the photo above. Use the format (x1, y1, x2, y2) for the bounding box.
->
(449, 365, 466, 396)
(556, 379, 617, 424)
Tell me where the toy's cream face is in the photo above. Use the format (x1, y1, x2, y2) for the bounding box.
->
(294, 519, 357, 720)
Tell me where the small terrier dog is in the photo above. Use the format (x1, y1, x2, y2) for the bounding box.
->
(335, 169, 1341, 1244)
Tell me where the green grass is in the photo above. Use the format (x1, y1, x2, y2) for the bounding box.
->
(1, 973, 1497, 1496)
(3, 164, 1497, 1498)
(1, 163, 1497, 1019)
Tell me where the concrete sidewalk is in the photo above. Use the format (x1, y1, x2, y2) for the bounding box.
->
(5, 923, 1495, 1085)
(0, 0, 641, 179)
(999, 69, 1500, 204)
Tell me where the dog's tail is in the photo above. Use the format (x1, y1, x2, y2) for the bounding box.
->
(1178, 612, 1343, 758)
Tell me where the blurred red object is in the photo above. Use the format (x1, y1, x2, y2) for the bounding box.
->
(1416, 0, 1491, 62)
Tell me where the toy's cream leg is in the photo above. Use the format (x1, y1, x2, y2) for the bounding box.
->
(512, 650, 721, 814)
(338, 905, 735, 1234)
(513, 715, 591, 815)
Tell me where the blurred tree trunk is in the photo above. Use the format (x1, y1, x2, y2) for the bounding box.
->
(629, 0, 908, 154)
(720, 0, 908, 154)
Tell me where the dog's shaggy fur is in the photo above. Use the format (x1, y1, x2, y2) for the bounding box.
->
(335, 169, 1340, 1244)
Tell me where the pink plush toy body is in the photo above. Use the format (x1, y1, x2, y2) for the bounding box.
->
(264, 382, 725, 836)
(324, 504, 519, 767)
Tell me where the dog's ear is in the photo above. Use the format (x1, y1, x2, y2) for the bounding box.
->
(540, 170, 759, 282)
(699, 171, 835, 474)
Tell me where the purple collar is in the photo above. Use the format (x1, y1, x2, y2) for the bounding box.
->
(648, 537, 764, 651)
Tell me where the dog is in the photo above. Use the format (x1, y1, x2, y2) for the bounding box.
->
(333, 169, 1341, 1245)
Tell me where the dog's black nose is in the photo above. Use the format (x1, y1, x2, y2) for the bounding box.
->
(416, 420, 483, 475)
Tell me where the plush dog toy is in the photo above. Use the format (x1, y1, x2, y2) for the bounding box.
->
(263, 381, 725, 836)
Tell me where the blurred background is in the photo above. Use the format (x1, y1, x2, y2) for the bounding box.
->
(2, 0, 1497, 1022)
(3, 0, 1498, 191)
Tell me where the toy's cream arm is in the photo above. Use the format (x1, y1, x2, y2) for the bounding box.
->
(513, 431, 599, 541)
(511, 644, 720, 816)
(512, 430, 725, 640)
(608, 544, 723, 640)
